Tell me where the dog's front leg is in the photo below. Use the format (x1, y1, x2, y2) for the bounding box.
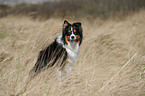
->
(58, 63, 73, 79)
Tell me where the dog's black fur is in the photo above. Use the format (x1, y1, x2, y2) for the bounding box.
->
(33, 39, 67, 72)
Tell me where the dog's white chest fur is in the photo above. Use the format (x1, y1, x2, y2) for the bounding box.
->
(56, 35, 79, 64)
(65, 42, 79, 64)
(56, 35, 79, 74)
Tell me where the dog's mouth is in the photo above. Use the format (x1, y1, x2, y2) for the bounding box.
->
(66, 36, 77, 43)
(70, 39, 76, 43)
(68, 38, 76, 43)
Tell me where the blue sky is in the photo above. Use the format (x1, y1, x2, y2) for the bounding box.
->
(0, 0, 59, 6)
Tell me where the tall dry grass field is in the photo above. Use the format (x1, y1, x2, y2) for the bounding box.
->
(0, 10, 145, 96)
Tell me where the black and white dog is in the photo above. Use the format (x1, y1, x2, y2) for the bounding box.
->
(31, 20, 83, 77)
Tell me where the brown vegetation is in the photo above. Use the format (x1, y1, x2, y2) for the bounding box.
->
(0, 9, 145, 95)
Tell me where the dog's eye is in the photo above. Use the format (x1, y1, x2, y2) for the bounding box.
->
(74, 32, 79, 35)
(67, 32, 71, 35)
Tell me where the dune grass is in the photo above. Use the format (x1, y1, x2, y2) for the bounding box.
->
(0, 10, 145, 96)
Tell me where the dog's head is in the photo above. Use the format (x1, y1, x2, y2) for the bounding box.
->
(62, 20, 83, 46)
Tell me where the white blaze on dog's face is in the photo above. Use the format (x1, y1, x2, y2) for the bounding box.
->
(69, 26, 76, 43)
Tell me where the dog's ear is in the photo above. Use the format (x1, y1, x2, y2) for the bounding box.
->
(63, 20, 70, 29)
(73, 22, 81, 27)
(73, 22, 83, 46)
(73, 22, 82, 32)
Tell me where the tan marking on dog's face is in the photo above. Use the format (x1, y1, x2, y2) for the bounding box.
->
(76, 35, 80, 40)
(73, 29, 76, 32)
(65, 36, 70, 44)
(75, 35, 80, 44)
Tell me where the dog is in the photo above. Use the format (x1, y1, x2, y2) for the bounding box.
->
(30, 20, 83, 77)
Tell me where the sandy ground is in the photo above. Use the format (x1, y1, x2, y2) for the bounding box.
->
(0, 10, 145, 96)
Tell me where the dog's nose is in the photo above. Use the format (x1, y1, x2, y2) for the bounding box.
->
(71, 36, 75, 39)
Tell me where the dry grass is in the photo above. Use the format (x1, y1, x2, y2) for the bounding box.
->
(0, 10, 145, 96)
